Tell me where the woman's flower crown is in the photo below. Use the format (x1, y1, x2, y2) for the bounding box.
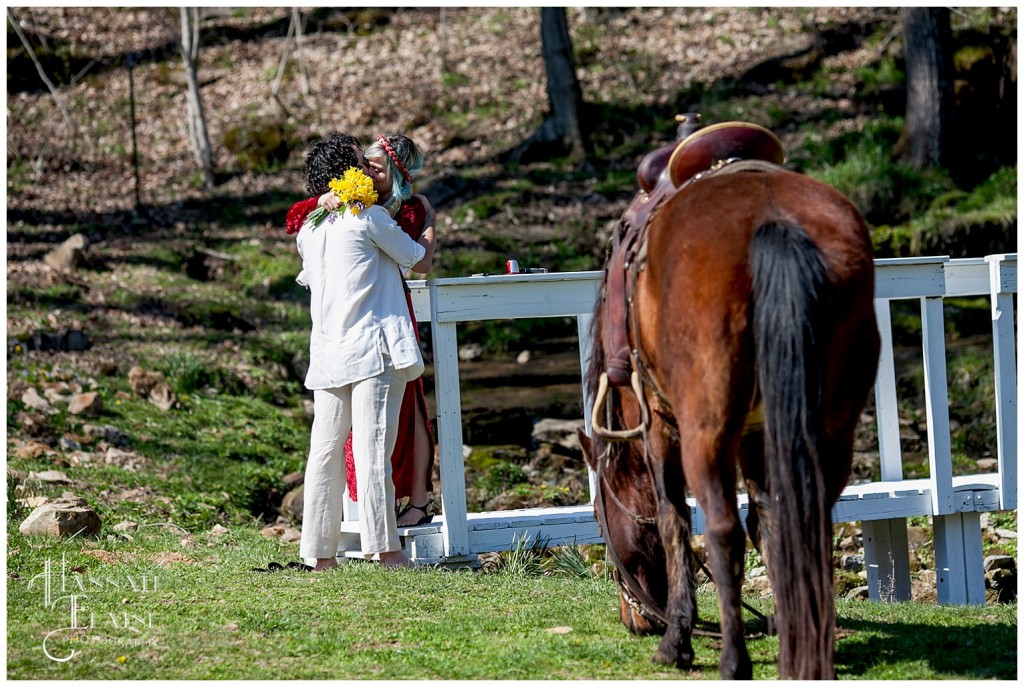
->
(306, 166, 379, 227)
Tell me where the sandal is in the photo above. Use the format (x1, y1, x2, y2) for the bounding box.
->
(250, 561, 314, 573)
(396, 501, 434, 527)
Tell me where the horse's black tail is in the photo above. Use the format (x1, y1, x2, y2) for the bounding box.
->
(750, 220, 835, 679)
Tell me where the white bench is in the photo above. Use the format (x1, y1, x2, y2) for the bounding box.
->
(334, 255, 1016, 605)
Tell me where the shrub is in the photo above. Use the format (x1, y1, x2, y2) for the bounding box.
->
(223, 118, 292, 173)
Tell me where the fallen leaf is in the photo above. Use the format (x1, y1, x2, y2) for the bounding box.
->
(82, 550, 122, 564)
(150, 551, 191, 566)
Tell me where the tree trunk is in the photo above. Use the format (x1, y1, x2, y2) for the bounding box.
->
(894, 8, 953, 170)
(504, 8, 588, 166)
(179, 7, 215, 189)
(540, 7, 586, 164)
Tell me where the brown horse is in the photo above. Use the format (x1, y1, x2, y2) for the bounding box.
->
(583, 164, 879, 679)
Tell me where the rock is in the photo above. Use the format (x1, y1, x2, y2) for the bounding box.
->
(63, 330, 90, 352)
(260, 523, 301, 543)
(994, 528, 1017, 540)
(516, 350, 531, 364)
(43, 234, 88, 272)
(839, 535, 860, 551)
(984, 555, 1016, 573)
(989, 571, 1016, 603)
(210, 524, 229, 536)
(44, 387, 71, 404)
(975, 458, 998, 471)
(68, 392, 103, 416)
(21, 388, 51, 411)
(260, 524, 285, 538)
(282, 471, 305, 488)
(19, 495, 101, 538)
(105, 448, 145, 471)
(745, 573, 773, 598)
(128, 366, 166, 397)
(458, 343, 484, 362)
(82, 424, 131, 447)
(545, 626, 573, 634)
(14, 411, 52, 437)
(148, 382, 177, 412)
(59, 436, 82, 452)
(113, 521, 139, 533)
(18, 495, 50, 509)
(27, 470, 71, 483)
(531, 418, 586, 452)
(97, 360, 119, 376)
(17, 330, 91, 354)
(13, 440, 54, 460)
(841, 554, 865, 572)
(67, 451, 98, 466)
(280, 485, 304, 522)
(845, 585, 871, 600)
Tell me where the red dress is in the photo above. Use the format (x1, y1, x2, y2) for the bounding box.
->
(288, 197, 435, 501)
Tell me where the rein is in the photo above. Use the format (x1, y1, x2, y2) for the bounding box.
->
(595, 447, 773, 639)
(594, 448, 670, 630)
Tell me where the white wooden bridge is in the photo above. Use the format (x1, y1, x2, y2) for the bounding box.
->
(332, 254, 1016, 606)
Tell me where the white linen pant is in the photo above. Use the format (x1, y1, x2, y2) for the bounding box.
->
(299, 366, 405, 558)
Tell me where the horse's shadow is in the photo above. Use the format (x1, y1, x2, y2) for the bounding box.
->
(835, 614, 1017, 679)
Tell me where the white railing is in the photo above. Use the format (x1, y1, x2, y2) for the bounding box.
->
(338, 254, 1016, 605)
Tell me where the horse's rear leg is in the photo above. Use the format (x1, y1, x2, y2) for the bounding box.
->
(686, 430, 752, 680)
(646, 434, 698, 669)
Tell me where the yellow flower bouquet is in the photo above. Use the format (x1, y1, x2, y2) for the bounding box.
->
(306, 166, 379, 227)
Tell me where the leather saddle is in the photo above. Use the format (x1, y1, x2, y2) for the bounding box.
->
(601, 115, 785, 387)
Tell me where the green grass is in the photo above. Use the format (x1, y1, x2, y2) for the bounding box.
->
(6, 8, 1018, 679)
(6, 525, 1016, 679)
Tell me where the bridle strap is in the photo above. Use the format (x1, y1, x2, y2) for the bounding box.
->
(595, 451, 670, 629)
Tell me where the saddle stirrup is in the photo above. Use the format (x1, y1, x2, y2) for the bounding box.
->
(591, 371, 648, 441)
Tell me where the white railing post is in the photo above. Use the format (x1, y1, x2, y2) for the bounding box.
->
(863, 299, 912, 601)
(921, 294, 955, 516)
(873, 300, 903, 481)
(864, 257, 948, 603)
(934, 512, 987, 605)
(987, 254, 1017, 510)
(576, 312, 599, 502)
(430, 287, 470, 557)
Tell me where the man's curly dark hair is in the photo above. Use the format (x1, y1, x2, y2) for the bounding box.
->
(304, 132, 362, 197)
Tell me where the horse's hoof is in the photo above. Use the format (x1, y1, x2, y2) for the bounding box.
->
(651, 649, 694, 670)
(720, 656, 753, 680)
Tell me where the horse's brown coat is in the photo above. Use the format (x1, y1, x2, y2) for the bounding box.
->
(585, 168, 879, 679)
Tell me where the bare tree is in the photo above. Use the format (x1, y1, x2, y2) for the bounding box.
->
(7, 9, 76, 136)
(893, 8, 953, 169)
(180, 7, 215, 188)
(272, 8, 310, 100)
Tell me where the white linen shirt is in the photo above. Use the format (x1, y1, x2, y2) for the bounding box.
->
(296, 204, 426, 390)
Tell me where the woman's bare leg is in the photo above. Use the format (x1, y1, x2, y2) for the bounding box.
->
(396, 402, 433, 526)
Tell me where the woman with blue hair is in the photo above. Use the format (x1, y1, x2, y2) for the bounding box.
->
(364, 134, 425, 216)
